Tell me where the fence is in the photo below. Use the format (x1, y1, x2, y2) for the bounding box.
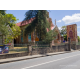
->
(9, 44, 28, 53)
(1, 38, 80, 60)
(8, 41, 69, 54)
(76, 42, 80, 45)
(8, 39, 80, 55)
(32, 41, 50, 49)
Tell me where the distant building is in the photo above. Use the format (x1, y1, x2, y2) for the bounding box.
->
(15, 13, 61, 44)
(52, 24, 61, 45)
(66, 24, 78, 43)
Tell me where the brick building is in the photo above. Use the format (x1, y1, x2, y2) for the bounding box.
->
(67, 24, 78, 43)
(15, 13, 61, 44)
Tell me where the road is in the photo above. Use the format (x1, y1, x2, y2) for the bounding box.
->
(0, 51, 80, 69)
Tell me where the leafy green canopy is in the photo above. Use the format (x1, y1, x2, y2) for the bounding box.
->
(0, 12, 21, 44)
(43, 30, 58, 43)
(5, 25, 21, 44)
(0, 10, 18, 27)
(24, 10, 52, 41)
(0, 13, 11, 35)
(6, 14, 18, 27)
(24, 10, 38, 20)
(78, 36, 80, 42)
(0, 10, 6, 15)
(60, 26, 67, 36)
(60, 26, 67, 41)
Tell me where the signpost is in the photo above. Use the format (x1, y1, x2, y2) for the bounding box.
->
(35, 37, 39, 41)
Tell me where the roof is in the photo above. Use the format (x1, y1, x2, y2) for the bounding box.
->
(46, 23, 54, 32)
(66, 24, 77, 27)
(51, 23, 55, 30)
(16, 17, 55, 30)
(16, 17, 35, 27)
(52, 25, 60, 33)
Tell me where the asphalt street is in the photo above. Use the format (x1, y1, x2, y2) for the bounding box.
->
(0, 51, 80, 69)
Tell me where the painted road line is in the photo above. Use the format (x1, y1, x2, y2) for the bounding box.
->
(22, 54, 80, 69)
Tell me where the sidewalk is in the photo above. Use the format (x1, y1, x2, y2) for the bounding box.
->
(0, 50, 79, 64)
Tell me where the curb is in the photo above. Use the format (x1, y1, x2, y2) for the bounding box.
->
(0, 49, 80, 64)
(0, 51, 73, 64)
(0, 55, 43, 64)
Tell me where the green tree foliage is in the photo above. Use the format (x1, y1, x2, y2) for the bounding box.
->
(63, 34, 67, 41)
(43, 30, 58, 43)
(60, 26, 67, 41)
(78, 36, 80, 42)
(0, 10, 18, 27)
(4, 25, 21, 44)
(0, 10, 6, 15)
(5, 14, 18, 27)
(24, 10, 38, 20)
(24, 10, 56, 42)
(60, 26, 67, 36)
(0, 13, 11, 36)
(0, 12, 21, 44)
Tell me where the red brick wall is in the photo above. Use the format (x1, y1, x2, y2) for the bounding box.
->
(67, 24, 78, 42)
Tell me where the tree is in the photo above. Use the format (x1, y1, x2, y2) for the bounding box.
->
(43, 30, 58, 43)
(63, 34, 67, 41)
(0, 10, 18, 27)
(0, 10, 6, 15)
(4, 25, 21, 44)
(5, 14, 18, 27)
(24, 10, 56, 42)
(60, 26, 67, 41)
(60, 26, 67, 36)
(78, 36, 80, 42)
(0, 13, 21, 44)
(0, 13, 11, 36)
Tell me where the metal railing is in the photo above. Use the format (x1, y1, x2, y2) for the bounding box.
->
(32, 45, 50, 49)
(14, 44, 28, 47)
(76, 42, 80, 45)
(9, 44, 28, 53)
(32, 41, 50, 49)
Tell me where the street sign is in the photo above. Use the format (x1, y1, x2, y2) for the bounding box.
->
(35, 37, 39, 41)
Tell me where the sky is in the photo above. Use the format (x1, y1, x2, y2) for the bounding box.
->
(6, 10, 80, 36)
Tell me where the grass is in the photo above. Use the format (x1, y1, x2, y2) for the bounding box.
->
(9, 51, 26, 54)
(13, 47, 27, 49)
(9, 47, 28, 54)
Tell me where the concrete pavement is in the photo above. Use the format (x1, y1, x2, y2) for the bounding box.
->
(0, 50, 80, 69)
(0, 49, 79, 64)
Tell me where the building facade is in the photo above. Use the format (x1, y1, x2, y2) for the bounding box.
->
(67, 24, 78, 42)
(15, 13, 61, 44)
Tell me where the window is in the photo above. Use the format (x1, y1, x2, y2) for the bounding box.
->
(69, 31, 73, 39)
(28, 33, 31, 42)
